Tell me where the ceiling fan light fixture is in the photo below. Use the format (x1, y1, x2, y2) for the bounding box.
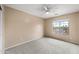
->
(45, 11, 49, 14)
(41, 4, 51, 14)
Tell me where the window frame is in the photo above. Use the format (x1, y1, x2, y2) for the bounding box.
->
(52, 19, 69, 35)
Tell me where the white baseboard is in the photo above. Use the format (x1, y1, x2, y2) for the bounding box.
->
(5, 38, 42, 50)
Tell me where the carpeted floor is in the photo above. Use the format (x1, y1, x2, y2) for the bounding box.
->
(5, 37, 79, 54)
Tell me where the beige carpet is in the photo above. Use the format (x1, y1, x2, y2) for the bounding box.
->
(5, 37, 79, 54)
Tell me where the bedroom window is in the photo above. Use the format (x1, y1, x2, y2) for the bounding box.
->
(52, 19, 69, 35)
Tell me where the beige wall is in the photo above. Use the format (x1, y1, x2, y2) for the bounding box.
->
(44, 12, 79, 44)
(4, 6, 79, 49)
(69, 13, 79, 44)
(4, 6, 44, 48)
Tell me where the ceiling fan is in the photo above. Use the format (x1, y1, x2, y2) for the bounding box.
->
(41, 4, 51, 14)
(40, 4, 58, 15)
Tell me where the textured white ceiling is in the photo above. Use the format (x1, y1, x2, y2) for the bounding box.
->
(5, 4, 79, 19)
